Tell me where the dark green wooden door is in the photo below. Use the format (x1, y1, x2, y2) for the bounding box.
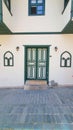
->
(26, 47, 48, 80)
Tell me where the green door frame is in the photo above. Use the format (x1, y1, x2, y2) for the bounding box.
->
(24, 45, 51, 84)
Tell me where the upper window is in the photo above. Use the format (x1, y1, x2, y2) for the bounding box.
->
(29, 0, 45, 16)
(4, 0, 11, 12)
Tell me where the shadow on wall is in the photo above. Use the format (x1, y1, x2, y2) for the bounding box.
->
(49, 80, 58, 87)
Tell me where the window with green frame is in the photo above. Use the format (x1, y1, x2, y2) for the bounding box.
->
(4, 0, 11, 12)
(29, 0, 45, 15)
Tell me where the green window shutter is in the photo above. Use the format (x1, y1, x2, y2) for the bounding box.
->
(64, 0, 69, 9)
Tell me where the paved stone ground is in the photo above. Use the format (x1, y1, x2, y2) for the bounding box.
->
(0, 86, 73, 130)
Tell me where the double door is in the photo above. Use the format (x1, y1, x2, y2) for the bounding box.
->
(26, 47, 49, 81)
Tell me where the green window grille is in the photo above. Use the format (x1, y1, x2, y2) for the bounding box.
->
(60, 51, 72, 67)
(4, 51, 14, 66)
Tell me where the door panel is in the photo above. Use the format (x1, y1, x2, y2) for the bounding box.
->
(26, 47, 48, 80)
(27, 48, 36, 79)
(37, 48, 47, 79)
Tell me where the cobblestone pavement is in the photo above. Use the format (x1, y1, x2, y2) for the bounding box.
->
(0, 86, 73, 130)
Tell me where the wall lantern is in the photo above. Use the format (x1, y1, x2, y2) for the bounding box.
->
(54, 46, 58, 51)
(16, 46, 19, 51)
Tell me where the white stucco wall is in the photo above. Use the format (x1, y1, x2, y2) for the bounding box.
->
(2, 0, 71, 32)
(0, 34, 73, 87)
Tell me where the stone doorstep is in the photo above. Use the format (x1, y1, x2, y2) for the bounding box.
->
(24, 85, 48, 90)
(26, 80, 47, 85)
(24, 80, 48, 90)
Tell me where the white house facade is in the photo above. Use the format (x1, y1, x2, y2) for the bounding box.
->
(0, 0, 73, 87)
